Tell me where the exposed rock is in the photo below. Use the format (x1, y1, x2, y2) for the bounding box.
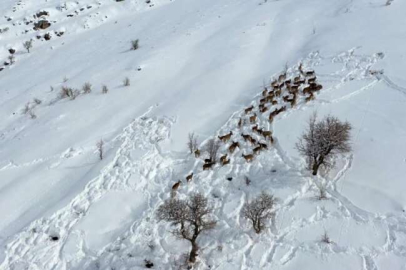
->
(34, 20, 51, 30)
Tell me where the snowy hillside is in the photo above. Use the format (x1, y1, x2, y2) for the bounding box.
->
(0, 0, 406, 269)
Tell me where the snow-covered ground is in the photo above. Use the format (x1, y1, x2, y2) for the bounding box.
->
(0, 0, 406, 269)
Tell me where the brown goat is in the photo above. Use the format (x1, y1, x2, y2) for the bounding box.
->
(259, 142, 268, 150)
(305, 93, 315, 102)
(262, 131, 272, 139)
(260, 97, 267, 104)
(305, 70, 315, 77)
(308, 77, 317, 84)
(303, 86, 312, 95)
(278, 73, 286, 82)
(272, 100, 278, 105)
(241, 133, 251, 142)
(275, 89, 282, 97)
(249, 114, 257, 124)
(242, 153, 254, 162)
(248, 136, 257, 145)
(269, 114, 274, 123)
(186, 173, 193, 182)
(266, 95, 274, 102)
(194, 149, 201, 158)
(260, 106, 268, 113)
(203, 162, 215, 170)
(219, 131, 233, 143)
(252, 124, 258, 132)
(253, 146, 262, 155)
(270, 135, 274, 144)
(229, 141, 240, 153)
(311, 84, 323, 91)
(256, 128, 264, 135)
(172, 180, 181, 191)
(204, 158, 212, 164)
(221, 158, 230, 166)
(245, 105, 254, 114)
(262, 88, 268, 97)
(220, 154, 228, 163)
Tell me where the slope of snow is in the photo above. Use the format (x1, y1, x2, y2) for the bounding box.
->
(1, 0, 406, 269)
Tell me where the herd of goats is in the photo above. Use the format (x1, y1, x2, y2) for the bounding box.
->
(172, 64, 323, 191)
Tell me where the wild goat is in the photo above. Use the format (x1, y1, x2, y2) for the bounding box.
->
(266, 95, 274, 102)
(278, 73, 286, 82)
(305, 70, 315, 77)
(256, 128, 264, 135)
(262, 88, 268, 96)
(303, 86, 312, 95)
(311, 84, 323, 91)
(271, 81, 279, 88)
(272, 100, 278, 105)
(260, 106, 268, 113)
(308, 77, 317, 84)
(248, 136, 257, 145)
(249, 114, 257, 124)
(252, 124, 259, 132)
(262, 131, 272, 139)
(242, 153, 254, 162)
(220, 154, 228, 163)
(229, 141, 240, 153)
(204, 158, 212, 164)
(260, 97, 267, 104)
(203, 162, 215, 170)
(242, 133, 251, 142)
(221, 158, 230, 166)
(245, 105, 254, 114)
(194, 149, 200, 158)
(305, 92, 315, 102)
(253, 146, 262, 155)
(172, 180, 181, 191)
(259, 142, 268, 150)
(238, 118, 242, 128)
(218, 131, 233, 142)
(186, 173, 193, 182)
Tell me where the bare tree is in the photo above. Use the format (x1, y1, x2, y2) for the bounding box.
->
(187, 132, 199, 154)
(97, 139, 104, 160)
(23, 40, 33, 53)
(156, 193, 216, 264)
(242, 192, 276, 234)
(206, 139, 220, 163)
(296, 113, 352, 176)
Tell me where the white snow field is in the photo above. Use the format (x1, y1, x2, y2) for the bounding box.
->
(1, 0, 406, 269)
